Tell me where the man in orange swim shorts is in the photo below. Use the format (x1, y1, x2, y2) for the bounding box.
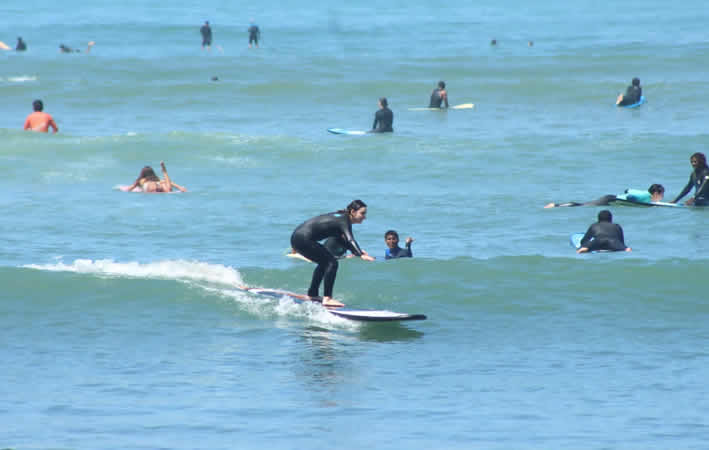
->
(24, 99, 58, 133)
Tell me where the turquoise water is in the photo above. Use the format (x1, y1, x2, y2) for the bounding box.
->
(2, 1, 709, 448)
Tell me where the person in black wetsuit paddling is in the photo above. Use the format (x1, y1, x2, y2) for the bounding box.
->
(371, 97, 393, 133)
(577, 210, 631, 253)
(429, 81, 449, 109)
(671, 152, 709, 206)
(616, 77, 642, 106)
(290, 200, 376, 307)
(544, 184, 665, 208)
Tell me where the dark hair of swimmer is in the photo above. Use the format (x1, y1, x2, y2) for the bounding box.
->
(691, 152, 707, 169)
(648, 184, 665, 195)
(598, 210, 612, 222)
(379, 97, 388, 107)
(490, 39, 497, 45)
(384, 230, 399, 239)
(438, 81, 445, 89)
(32, 100, 43, 111)
(138, 166, 160, 182)
(632, 77, 640, 86)
(337, 199, 367, 216)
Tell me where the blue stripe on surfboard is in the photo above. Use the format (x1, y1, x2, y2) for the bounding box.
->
(618, 96, 645, 108)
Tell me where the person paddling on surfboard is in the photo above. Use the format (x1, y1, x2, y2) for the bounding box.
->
(122, 161, 187, 193)
(371, 97, 393, 133)
(290, 200, 376, 307)
(544, 184, 665, 208)
(429, 81, 449, 109)
(616, 77, 642, 106)
(577, 210, 631, 253)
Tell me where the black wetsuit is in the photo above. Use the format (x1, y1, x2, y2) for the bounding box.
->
(429, 88, 448, 108)
(618, 85, 642, 106)
(580, 221, 628, 252)
(551, 195, 617, 207)
(248, 25, 260, 45)
(290, 212, 363, 298)
(16, 39, 27, 51)
(673, 167, 709, 206)
(323, 236, 348, 258)
(385, 242, 412, 259)
(372, 107, 393, 133)
(200, 24, 212, 46)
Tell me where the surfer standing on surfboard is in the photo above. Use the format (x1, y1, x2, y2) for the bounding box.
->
(429, 81, 449, 109)
(290, 200, 375, 307)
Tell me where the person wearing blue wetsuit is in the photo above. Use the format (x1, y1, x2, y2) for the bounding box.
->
(616, 77, 642, 106)
(290, 200, 375, 306)
(429, 81, 449, 108)
(578, 210, 631, 253)
(544, 184, 664, 208)
(371, 97, 393, 133)
(672, 152, 709, 206)
(384, 230, 413, 259)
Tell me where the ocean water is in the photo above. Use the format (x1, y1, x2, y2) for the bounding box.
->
(2, 1, 709, 448)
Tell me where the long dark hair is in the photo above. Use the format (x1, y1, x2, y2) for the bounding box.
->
(336, 199, 367, 216)
(137, 166, 160, 182)
(691, 152, 707, 170)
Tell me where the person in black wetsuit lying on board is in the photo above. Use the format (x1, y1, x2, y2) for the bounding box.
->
(544, 184, 665, 208)
(671, 152, 709, 206)
(290, 200, 376, 307)
(616, 77, 642, 106)
(577, 210, 631, 253)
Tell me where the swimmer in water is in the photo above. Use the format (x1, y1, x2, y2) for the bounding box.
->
(123, 161, 187, 193)
(384, 230, 413, 259)
(616, 77, 642, 106)
(59, 41, 95, 53)
(577, 210, 631, 253)
(429, 81, 449, 109)
(16, 37, 27, 51)
(671, 152, 709, 206)
(371, 97, 393, 133)
(544, 184, 665, 208)
(23, 99, 58, 133)
(290, 200, 376, 307)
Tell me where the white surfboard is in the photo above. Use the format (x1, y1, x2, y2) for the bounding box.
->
(239, 286, 426, 322)
(327, 128, 367, 136)
(0, 41, 11, 51)
(408, 103, 474, 111)
(286, 252, 313, 263)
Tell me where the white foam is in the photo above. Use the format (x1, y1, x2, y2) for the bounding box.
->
(5, 75, 38, 83)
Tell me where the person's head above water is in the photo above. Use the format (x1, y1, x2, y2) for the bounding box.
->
(438, 81, 445, 89)
(598, 210, 613, 223)
(32, 99, 43, 112)
(338, 199, 368, 224)
(632, 77, 640, 87)
(138, 166, 160, 182)
(379, 97, 388, 108)
(384, 230, 400, 248)
(690, 152, 707, 170)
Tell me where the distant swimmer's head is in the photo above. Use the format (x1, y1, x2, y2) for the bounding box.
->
(598, 210, 613, 223)
(632, 77, 640, 86)
(384, 230, 400, 248)
(690, 152, 707, 169)
(379, 97, 388, 108)
(205, 20, 209, 25)
(344, 199, 368, 224)
(211, 76, 219, 81)
(32, 99, 43, 112)
(438, 81, 446, 89)
(139, 166, 160, 182)
(528, 41, 534, 47)
(490, 39, 497, 46)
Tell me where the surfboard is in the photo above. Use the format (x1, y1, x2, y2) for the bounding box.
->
(0, 41, 10, 51)
(327, 128, 367, 136)
(408, 103, 475, 111)
(238, 286, 426, 322)
(570, 233, 584, 249)
(618, 96, 645, 108)
(611, 198, 682, 208)
(286, 252, 313, 262)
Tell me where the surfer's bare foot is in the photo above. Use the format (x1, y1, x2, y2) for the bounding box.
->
(322, 297, 344, 307)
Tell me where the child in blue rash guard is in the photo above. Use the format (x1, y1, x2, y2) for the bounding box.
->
(384, 230, 413, 259)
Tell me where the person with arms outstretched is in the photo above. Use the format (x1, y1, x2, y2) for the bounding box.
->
(371, 97, 393, 133)
(290, 200, 376, 307)
(24, 99, 58, 133)
(122, 161, 187, 193)
(577, 210, 631, 253)
(672, 152, 709, 206)
(429, 81, 449, 108)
